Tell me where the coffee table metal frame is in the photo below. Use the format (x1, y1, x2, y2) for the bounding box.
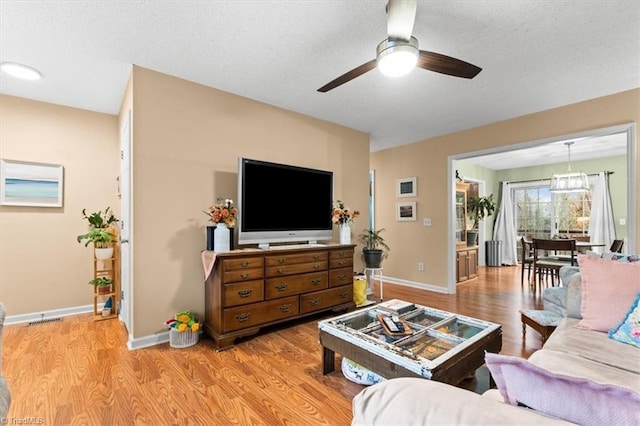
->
(318, 303, 502, 386)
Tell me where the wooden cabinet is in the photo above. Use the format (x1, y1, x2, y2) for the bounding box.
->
(92, 243, 119, 321)
(204, 245, 355, 350)
(456, 246, 478, 283)
(455, 182, 468, 247)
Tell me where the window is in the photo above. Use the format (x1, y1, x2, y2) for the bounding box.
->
(512, 179, 593, 240)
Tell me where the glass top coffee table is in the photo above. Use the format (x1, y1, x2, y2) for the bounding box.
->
(318, 300, 502, 385)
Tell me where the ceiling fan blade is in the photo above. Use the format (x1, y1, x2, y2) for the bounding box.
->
(386, 0, 417, 41)
(418, 50, 482, 79)
(317, 59, 377, 93)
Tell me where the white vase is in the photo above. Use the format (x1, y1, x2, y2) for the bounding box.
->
(214, 223, 230, 252)
(339, 223, 351, 245)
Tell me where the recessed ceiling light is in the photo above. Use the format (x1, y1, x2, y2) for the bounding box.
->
(0, 62, 43, 80)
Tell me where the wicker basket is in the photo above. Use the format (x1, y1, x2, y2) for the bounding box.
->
(169, 328, 199, 348)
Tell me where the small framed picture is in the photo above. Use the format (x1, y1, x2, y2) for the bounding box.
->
(1, 159, 64, 207)
(396, 201, 416, 221)
(396, 177, 417, 197)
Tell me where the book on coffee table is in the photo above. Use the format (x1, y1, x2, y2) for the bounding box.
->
(377, 299, 416, 315)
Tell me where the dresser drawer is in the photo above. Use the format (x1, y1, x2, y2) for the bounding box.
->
(223, 280, 264, 307)
(265, 261, 328, 278)
(329, 267, 353, 287)
(223, 267, 264, 283)
(223, 296, 299, 333)
(300, 285, 353, 314)
(265, 272, 328, 299)
(222, 257, 264, 271)
(265, 251, 328, 267)
(329, 257, 353, 269)
(330, 248, 354, 260)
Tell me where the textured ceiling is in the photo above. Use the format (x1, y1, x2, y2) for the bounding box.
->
(1, 1, 639, 154)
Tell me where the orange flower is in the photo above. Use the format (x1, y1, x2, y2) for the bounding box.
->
(203, 198, 238, 227)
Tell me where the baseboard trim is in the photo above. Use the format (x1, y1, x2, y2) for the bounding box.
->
(127, 331, 170, 351)
(4, 304, 98, 325)
(381, 276, 450, 294)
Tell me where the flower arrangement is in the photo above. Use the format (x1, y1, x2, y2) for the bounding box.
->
(204, 198, 238, 227)
(332, 200, 360, 226)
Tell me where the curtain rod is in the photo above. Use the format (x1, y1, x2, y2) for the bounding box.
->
(504, 171, 614, 185)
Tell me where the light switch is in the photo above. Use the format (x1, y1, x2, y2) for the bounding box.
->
(423, 217, 432, 226)
(620, 218, 626, 226)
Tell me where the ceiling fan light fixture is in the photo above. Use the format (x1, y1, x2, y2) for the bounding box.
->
(0, 62, 43, 80)
(376, 37, 418, 77)
(549, 142, 590, 193)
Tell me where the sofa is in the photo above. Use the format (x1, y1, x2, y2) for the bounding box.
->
(352, 254, 640, 425)
(1, 303, 11, 419)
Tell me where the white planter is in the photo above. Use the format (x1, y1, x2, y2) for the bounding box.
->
(339, 223, 351, 245)
(95, 247, 114, 260)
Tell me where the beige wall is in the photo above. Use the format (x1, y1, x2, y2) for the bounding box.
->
(0, 95, 119, 313)
(128, 66, 370, 338)
(371, 88, 639, 290)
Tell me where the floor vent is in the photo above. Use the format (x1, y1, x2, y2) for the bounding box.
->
(27, 317, 62, 326)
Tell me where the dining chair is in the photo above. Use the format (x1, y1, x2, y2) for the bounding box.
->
(609, 239, 624, 253)
(520, 236, 534, 287)
(531, 238, 577, 291)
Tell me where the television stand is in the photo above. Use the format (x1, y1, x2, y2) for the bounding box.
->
(203, 244, 356, 350)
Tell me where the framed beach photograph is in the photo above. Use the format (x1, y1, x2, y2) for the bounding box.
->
(0, 159, 64, 207)
(396, 201, 416, 221)
(396, 177, 417, 197)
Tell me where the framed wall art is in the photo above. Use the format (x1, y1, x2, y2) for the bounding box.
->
(396, 177, 416, 197)
(0, 159, 64, 207)
(396, 201, 416, 221)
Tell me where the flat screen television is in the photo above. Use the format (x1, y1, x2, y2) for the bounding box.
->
(237, 158, 334, 248)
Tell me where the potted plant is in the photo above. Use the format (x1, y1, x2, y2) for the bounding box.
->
(358, 228, 390, 269)
(88, 277, 113, 294)
(467, 194, 496, 246)
(77, 207, 119, 259)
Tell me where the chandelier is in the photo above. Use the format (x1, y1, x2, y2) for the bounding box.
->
(549, 142, 590, 193)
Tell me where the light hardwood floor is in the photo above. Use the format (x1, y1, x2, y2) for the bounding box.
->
(2, 264, 546, 425)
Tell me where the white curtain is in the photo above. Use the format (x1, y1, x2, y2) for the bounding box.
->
(588, 172, 616, 253)
(493, 182, 518, 265)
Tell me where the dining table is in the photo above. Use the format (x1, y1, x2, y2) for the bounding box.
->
(575, 241, 606, 252)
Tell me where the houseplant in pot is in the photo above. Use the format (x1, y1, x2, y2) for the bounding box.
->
(88, 277, 113, 295)
(467, 194, 496, 247)
(77, 207, 119, 259)
(358, 228, 390, 269)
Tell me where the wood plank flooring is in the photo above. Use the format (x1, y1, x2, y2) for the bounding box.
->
(2, 265, 546, 425)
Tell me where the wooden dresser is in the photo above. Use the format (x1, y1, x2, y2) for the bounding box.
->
(204, 244, 356, 350)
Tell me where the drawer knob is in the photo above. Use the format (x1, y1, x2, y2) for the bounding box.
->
(308, 298, 319, 306)
(235, 313, 250, 322)
(313, 264, 321, 270)
(241, 261, 250, 267)
(311, 278, 321, 285)
(275, 283, 288, 291)
(277, 268, 286, 275)
(339, 260, 347, 265)
(339, 292, 349, 298)
(277, 258, 285, 264)
(338, 252, 346, 257)
(313, 254, 320, 260)
(337, 274, 347, 280)
(238, 289, 252, 298)
(279, 304, 292, 312)
(240, 273, 249, 279)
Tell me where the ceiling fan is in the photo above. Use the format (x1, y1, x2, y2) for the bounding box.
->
(317, 0, 482, 93)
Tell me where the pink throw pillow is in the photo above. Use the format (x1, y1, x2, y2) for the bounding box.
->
(577, 254, 640, 332)
(485, 352, 640, 425)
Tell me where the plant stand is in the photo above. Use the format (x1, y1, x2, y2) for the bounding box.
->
(92, 242, 119, 321)
(364, 268, 384, 302)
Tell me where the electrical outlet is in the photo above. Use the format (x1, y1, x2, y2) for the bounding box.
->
(423, 217, 432, 226)
(418, 262, 424, 271)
